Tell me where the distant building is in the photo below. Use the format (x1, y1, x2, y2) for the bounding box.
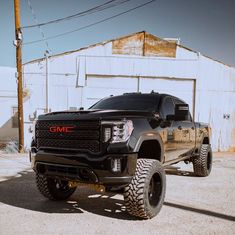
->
(2, 31, 235, 151)
(0, 66, 18, 147)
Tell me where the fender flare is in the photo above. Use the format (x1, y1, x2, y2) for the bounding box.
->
(133, 133, 164, 163)
(199, 133, 210, 147)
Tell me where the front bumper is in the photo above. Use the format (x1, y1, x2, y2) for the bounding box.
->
(30, 149, 137, 186)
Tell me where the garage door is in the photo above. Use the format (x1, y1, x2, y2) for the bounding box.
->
(83, 75, 138, 108)
(84, 75, 195, 117)
(139, 77, 195, 115)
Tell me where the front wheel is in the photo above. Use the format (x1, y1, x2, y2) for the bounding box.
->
(36, 174, 76, 200)
(124, 159, 166, 219)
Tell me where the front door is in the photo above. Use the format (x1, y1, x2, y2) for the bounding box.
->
(173, 98, 196, 155)
(159, 96, 186, 162)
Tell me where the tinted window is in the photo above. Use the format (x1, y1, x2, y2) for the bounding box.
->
(160, 97, 175, 119)
(90, 95, 159, 111)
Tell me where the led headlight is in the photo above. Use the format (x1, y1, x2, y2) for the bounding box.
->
(103, 127, 112, 142)
(102, 120, 134, 143)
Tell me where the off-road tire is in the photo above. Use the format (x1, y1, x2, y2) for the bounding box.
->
(36, 174, 76, 200)
(124, 159, 166, 219)
(193, 144, 212, 177)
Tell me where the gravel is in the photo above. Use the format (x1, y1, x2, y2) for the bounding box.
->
(0, 152, 234, 235)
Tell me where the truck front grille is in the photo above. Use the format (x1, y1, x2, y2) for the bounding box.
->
(35, 120, 100, 153)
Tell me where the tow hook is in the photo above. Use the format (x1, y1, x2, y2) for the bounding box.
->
(68, 181, 105, 193)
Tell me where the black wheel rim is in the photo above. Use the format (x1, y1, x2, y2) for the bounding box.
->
(54, 179, 71, 192)
(148, 172, 162, 207)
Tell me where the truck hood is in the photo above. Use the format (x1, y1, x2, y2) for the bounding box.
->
(37, 109, 154, 121)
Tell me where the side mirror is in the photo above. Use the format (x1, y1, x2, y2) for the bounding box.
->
(79, 107, 84, 111)
(174, 104, 189, 121)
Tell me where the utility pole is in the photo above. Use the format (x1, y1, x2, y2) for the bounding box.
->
(44, 51, 49, 113)
(14, 0, 24, 153)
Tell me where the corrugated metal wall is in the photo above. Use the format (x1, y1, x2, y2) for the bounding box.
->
(0, 67, 18, 144)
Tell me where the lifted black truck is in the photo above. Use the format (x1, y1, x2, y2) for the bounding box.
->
(30, 92, 212, 219)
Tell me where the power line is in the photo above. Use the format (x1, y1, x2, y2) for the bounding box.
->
(22, 0, 131, 29)
(26, 0, 51, 53)
(23, 0, 157, 45)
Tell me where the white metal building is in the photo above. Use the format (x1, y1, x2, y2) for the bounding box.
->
(0, 66, 18, 147)
(1, 32, 235, 151)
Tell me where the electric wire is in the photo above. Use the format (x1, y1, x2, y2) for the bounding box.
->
(26, 0, 52, 53)
(23, 0, 156, 45)
(22, 0, 132, 29)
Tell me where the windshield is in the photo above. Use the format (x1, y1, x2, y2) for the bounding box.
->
(90, 95, 160, 111)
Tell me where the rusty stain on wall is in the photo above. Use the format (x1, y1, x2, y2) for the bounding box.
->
(112, 32, 144, 56)
(144, 33, 176, 57)
(112, 32, 177, 58)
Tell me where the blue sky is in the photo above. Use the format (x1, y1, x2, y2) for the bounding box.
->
(0, 0, 234, 67)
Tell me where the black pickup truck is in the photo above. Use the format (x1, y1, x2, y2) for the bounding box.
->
(30, 92, 212, 219)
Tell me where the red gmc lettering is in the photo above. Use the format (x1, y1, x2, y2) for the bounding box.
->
(49, 126, 75, 133)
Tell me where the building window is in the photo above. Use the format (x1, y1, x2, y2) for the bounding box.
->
(12, 107, 18, 128)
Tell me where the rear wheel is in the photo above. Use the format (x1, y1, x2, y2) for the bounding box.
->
(124, 159, 166, 219)
(36, 174, 76, 200)
(193, 144, 212, 177)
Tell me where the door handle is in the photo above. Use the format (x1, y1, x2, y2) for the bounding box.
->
(178, 126, 182, 130)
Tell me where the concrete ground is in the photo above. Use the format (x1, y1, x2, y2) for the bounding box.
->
(0, 152, 234, 235)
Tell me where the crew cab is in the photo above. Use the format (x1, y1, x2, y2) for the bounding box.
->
(30, 92, 212, 219)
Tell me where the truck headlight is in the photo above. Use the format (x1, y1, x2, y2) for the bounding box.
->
(102, 120, 134, 143)
(103, 127, 112, 142)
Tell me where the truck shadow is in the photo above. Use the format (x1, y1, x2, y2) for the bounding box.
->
(0, 172, 137, 220)
(1, 171, 234, 222)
